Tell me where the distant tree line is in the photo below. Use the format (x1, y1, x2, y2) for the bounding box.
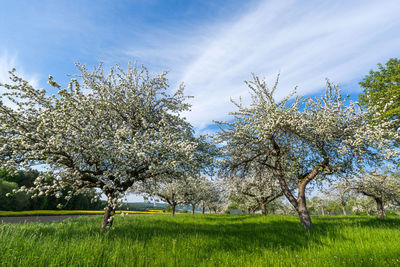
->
(0, 168, 103, 211)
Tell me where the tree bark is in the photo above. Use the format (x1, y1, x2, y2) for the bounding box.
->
(101, 204, 115, 231)
(269, 136, 328, 231)
(341, 205, 347, 216)
(260, 202, 267, 216)
(171, 203, 176, 216)
(297, 184, 313, 230)
(375, 197, 386, 219)
(297, 199, 312, 230)
(321, 207, 325, 216)
(202, 207, 205, 214)
(191, 204, 195, 215)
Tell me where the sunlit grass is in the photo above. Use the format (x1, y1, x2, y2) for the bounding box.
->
(0, 209, 164, 216)
(1, 214, 399, 266)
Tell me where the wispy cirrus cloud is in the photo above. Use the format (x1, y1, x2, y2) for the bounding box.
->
(123, 0, 400, 131)
(0, 51, 39, 88)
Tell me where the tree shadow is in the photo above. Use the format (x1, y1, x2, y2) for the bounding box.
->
(6, 214, 399, 254)
(314, 215, 400, 229)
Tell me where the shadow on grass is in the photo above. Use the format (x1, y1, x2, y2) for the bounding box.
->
(313, 215, 400, 229)
(5, 214, 399, 254)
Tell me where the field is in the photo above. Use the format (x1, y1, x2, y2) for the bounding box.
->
(0, 209, 164, 216)
(1, 214, 399, 267)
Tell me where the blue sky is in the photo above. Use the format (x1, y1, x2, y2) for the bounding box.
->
(1, 0, 400, 132)
(1, 1, 399, 201)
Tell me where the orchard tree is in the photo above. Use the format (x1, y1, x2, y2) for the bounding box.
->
(350, 195, 376, 216)
(323, 181, 353, 215)
(309, 196, 329, 216)
(197, 178, 218, 214)
(359, 58, 400, 131)
(223, 166, 283, 216)
(200, 179, 226, 213)
(0, 63, 207, 230)
(138, 176, 188, 216)
(181, 176, 211, 215)
(217, 75, 398, 230)
(228, 189, 260, 214)
(350, 171, 400, 219)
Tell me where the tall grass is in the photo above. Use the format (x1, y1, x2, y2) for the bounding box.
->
(0, 209, 164, 216)
(1, 214, 399, 266)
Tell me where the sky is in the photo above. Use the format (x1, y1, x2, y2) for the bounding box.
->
(1, 0, 399, 202)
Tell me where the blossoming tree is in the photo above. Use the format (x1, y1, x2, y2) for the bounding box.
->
(322, 181, 353, 215)
(350, 171, 400, 218)
(217, 75, 398, 230)
(0, 63, 209, 230)
(138, 176, 188, 216)
(223, 166, 283, 216)
(180, 176, 210, 215)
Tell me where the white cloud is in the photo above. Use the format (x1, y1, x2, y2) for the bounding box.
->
(129, 0, 400, 130)
(0, 51, 39, 89)
(0, 51, 40, 109)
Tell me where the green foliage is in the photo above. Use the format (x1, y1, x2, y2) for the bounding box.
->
(0, 180, 29, 210)
(0, 168, 103, 211)
(359, 58, 400, 130)
(1, 215, 400, 266)
(0, 168, 39, 188)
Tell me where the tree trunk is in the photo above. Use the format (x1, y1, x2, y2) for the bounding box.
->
(277, 172, 313, 230)
(192, 204, 195, 215)
(260, 202, 267, 216)
(297, 186, 312, 230)
(342, 205, 347, 216)
(271, 136, 327, 231)
(297, 200, 312, 230)
(202, 207, 205, 214)
(375, 197, 386, 219)
(101, 204, 115, 231)
(171, 204, 176, 216)
(366, 209, 371, 216)
(321, 207, 325, 216)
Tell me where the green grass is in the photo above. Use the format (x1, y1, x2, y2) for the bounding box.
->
(0, 209, 164, 216)
(1, 214, 400, 266)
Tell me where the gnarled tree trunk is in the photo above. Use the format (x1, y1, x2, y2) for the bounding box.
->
(297, 191, 312, 230)
(171, 203, 176, 216)
(101, 204, 115, 231)
(191, 204, 195, 215)
(271, 136, 326, 231)
(375, 197, 386, 219)
(341, 205, 347, 215)
(260, 202, 267, 216)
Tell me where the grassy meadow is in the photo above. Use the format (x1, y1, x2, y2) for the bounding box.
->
(0, 209, 164, 216)
(1, 214, 400, 266)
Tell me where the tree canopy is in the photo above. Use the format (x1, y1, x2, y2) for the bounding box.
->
(359, 58, 400, 131)
(217, 75, 398, 229)
(0, 63, 213, 230)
